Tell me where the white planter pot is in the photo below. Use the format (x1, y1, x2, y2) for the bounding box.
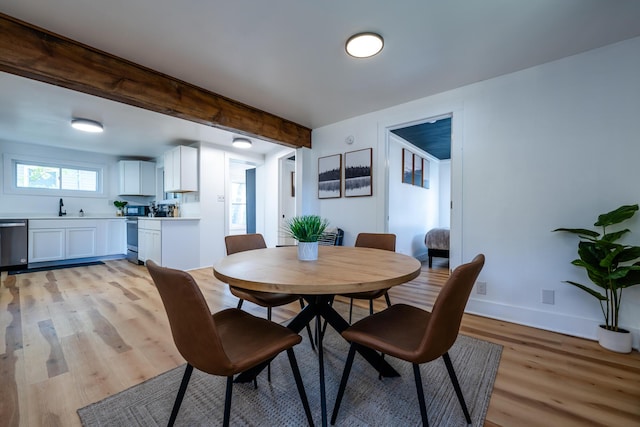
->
(597, 325, 632, 353)
(297, 242, 318, 261)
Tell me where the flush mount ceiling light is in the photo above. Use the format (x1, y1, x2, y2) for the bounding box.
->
(345, 32, 384, 58)
(71, 118, 104, 133)
(232, 137, 252, 149)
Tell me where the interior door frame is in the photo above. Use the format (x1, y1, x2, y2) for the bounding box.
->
(382, 109, 463, 270)
(277, 151, 297, 246)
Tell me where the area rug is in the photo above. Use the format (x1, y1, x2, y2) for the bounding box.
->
(78, 305, 502, 426)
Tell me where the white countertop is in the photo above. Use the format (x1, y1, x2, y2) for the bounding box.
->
(0, 214, 199, 220)
(0, 214, 122, 219)
(137, 217, 200, 221)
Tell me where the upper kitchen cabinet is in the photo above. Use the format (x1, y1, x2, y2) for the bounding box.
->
(119, 160, 156, 196)
(164, 146, 198, 193)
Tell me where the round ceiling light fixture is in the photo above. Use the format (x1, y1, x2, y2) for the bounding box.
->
(232, 137, 252, 149)
(71, 118, 104, 133)
(345, 32, 384, 58)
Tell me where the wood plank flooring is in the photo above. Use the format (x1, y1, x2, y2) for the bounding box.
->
(1, 258, 639, 426)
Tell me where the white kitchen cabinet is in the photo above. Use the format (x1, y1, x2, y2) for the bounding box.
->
(105, 219, 126, 255)
(138, 219, 162, 265)
(119, 160, 156, 196)
(163, 146, 198, 193)
(66, 228, 96, 258)
(29, 219, 126, 264)
(29, 229, 65, 262)
(138, 218, 199, 270)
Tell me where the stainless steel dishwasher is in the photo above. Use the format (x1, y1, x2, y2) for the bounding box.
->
(0, 219, 28, 271)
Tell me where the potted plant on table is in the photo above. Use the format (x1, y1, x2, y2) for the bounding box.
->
(113, 200, 128, 216)
(284, 215, 329, 261)
(553, 204, 640, 353)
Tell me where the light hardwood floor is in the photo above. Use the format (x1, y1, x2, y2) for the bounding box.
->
(1, 258, 639, 426)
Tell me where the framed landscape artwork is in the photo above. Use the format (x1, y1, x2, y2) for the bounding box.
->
(422, 157, 430, 188)
(344, 148, 373, 197)
(402, 148, 413, 184)
(318, 154, 342, 198)
(413, 154, 423, 188)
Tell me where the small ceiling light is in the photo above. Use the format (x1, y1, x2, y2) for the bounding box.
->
(232, 137, 252, 149)
(345, 32, 384, 58)
(71, 118, 104, 133)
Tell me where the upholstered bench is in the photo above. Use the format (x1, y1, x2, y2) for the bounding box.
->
(424, 227, 449, 268)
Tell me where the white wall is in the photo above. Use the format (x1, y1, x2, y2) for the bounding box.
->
(194, 142, 269, 268)
(310, 36, 640, 348)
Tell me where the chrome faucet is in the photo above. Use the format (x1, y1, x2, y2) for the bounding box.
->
(59, 198, 66, 216)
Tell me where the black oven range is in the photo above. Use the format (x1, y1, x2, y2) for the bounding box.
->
(125, 205, 150, 264)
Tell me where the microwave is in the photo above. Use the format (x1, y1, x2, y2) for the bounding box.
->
(125, 205, 150, 217)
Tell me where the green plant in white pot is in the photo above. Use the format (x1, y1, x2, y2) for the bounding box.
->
(553, 204, 640, 353)
(113, 200, 128, 216)
(284, 215, 329, 261)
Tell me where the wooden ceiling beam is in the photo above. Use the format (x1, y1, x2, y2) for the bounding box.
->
(0, 13, 311, 149)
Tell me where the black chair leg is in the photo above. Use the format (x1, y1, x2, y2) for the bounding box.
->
(168, 363, 193, 427)
(442, 352, 472, 423)
(348, 298, 354, 324)
(236, 299, 244, 309)
(412, 363, 430, 427)
(369, 299, 374, 315)
(331, 343, 357, 425)
(287, 348, 314, 426)
(223, 376, 233, 427)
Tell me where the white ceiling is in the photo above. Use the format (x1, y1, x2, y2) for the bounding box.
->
(1, 0, 640, 157)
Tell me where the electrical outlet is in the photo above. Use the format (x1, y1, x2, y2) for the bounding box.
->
(542, 289, 555, 305)
(217, 195, 225, 202)
(476, 281, 487, 295)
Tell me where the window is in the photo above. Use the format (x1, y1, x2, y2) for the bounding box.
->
(16, 162, 98, 191)
(4, 154, 104, 196)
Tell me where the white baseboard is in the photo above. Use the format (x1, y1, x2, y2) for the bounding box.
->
(465, 298, 640, 351)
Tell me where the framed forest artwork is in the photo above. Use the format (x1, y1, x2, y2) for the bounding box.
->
(345, 148, 373, 197)
(318, 154, 342, 198)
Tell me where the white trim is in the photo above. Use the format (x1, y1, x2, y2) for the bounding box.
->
(465, 297, 640, 350)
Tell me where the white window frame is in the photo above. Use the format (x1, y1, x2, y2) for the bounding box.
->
(3, 153, 105, 197)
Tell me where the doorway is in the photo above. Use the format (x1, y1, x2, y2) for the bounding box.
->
(227, 160, 257, 236)
(278, 153, 296, 246)
(386, 113, 457, 265)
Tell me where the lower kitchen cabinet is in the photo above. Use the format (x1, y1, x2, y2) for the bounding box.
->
(29, 218, 126, 264)
(66, 228, 97, 259)
(29, 228, 65, 262)
(104, 219, 126, 255)
(138, 219, 161, 265)
(138, 218, 199, 270)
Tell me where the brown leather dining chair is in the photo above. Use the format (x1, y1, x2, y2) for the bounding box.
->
(331, 254, 485, 426)
(340, 233, 397, 323)
(146, 260, 314, 427)
(224, 233, 315, 379)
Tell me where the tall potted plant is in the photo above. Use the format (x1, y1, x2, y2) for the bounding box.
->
(284, 215, 329, 261)
(553, 204, 640, 353)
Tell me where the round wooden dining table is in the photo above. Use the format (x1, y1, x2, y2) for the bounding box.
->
(213, 245, 422, 427)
